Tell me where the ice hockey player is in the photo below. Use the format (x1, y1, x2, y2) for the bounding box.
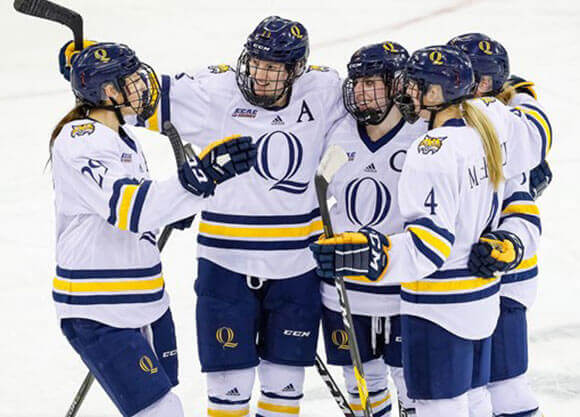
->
(318, 40, 426, 417)
(60, 16, 345, 417)
(449, 32, 550, 417)
(310, 45, 547, 417)
(51, 42, 255, 417)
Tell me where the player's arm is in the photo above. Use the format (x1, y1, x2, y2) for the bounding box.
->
(310, 137, 458, 284)
(53, 128, 255, 233)
(468, 174, 538, 278)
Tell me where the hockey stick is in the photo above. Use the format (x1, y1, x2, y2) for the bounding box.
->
(315, 145, 373, 417)
(314, 355, 355, 417)
(64, 122, 191, 417)
(13, 0, 83, 50)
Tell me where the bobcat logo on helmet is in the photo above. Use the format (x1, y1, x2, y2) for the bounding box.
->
(71, 123, 95, 138)
(208, 64, 232, 74)
(417, 135, 447, 155)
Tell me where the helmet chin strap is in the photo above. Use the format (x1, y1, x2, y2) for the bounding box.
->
(108, 97, 126, 126)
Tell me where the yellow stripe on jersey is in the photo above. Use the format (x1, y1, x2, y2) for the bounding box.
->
(53, 276, 164, 293)
(118, 184, 139, 230)
(199, 220, 323, 239)
(257, 402, 300, 414)
(208, 408, 249, 417)
(502, 204, 540, 216)
(516, 255, 537, 270)
(407, 226, 451, 258)
(401, 277, 498, 293)
(350, 393, 391, 412)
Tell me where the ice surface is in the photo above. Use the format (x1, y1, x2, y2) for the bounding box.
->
(1, 0, 578, 415)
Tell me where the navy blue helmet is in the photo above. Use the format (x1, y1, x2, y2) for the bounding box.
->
(236, 16, 309, 108)
(343, 41, 410, 125)
(448, 33, 510, 96)
(70, 42, 160, 120)
(394, 45, 475, 124)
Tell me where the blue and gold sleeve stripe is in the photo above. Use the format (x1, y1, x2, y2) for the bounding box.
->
(501, 255, 538, 284)
(405, 217, 455, 268)
(500, 191, 541, 232)
(107, 179, 152, 232)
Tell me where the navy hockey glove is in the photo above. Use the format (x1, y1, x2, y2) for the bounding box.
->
(169, 215, 195, 230)
(505, 75, 537, 99)
(468, 231, 524, 278)
(529, 160, 552, 199)
(309, 227, 391, 281)
(198, 135, 257, 184)
(58, 40, 97, 81)
(178, 151, 215, 198)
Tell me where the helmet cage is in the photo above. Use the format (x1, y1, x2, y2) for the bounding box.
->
(342, 72, 396, 125)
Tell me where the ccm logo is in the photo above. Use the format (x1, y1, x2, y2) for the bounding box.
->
(162, 349, 178, 358)
(283, 330, 311, 337)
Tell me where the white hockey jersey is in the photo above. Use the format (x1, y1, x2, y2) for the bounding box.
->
(51, 120, 204, 328)
(383, 97, 548, 340)
(320, 116, 428, 317)
(143, 65, 345, 279)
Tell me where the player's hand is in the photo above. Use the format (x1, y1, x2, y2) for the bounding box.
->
(504, 75, 537, 99)
(58, 40, 97, 81)
(529, 160, 552, 200)
(468, 231, 524, 278)
(309, 227, 391, 281)
(178, 151, 215, 198)
(198, 135, 257, 184)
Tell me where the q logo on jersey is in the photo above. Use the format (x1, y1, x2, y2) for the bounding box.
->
(418, 135, 447, 155)
(139, 355, 158, 374)
(331, 330, 350, 350)
(345, 177, 391, 227)
(216, 327, 238, 349)
(255, 131, 309, 194)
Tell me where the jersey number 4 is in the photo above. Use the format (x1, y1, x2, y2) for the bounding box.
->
(424, 188, 438, 215)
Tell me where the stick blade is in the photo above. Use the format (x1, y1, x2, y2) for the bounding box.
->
(317, 145, 348, 183)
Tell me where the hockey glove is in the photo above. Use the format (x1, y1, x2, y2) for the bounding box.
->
(58, 40, 97, 81)
(198, 135, 257, 184)
(468, 231, 524, 278)
(505, 75, 537, 100)
(529, 160, 552, 199)
(178, 151, 215, 198)
(309, 227, 391, 281)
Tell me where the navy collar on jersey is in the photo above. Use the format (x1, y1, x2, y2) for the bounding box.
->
(357, 117, 406, 153)
(441, 118, 466, 127)
(118, 126, 138, 152)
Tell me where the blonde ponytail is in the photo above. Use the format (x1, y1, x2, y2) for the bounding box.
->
(461, 101, 504, 189)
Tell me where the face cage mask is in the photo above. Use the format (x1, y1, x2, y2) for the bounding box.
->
(343, 74, 394, 126)
(119, 62, 161, 121)
(393, 74, 449, 126)
(235, 50, 298, 109)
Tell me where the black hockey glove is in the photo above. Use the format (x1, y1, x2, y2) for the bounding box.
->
(505, 75, 537, 99)
(468, 231, 524, 278)
(529, 160, 552, 200)
(198, 135, 257, 184)
(309, 227, 391, 281)
(178, 151, 215, 198)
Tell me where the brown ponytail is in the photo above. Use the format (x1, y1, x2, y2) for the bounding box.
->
(461, 101, 505, 189)
(49, 104, 89, 158)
